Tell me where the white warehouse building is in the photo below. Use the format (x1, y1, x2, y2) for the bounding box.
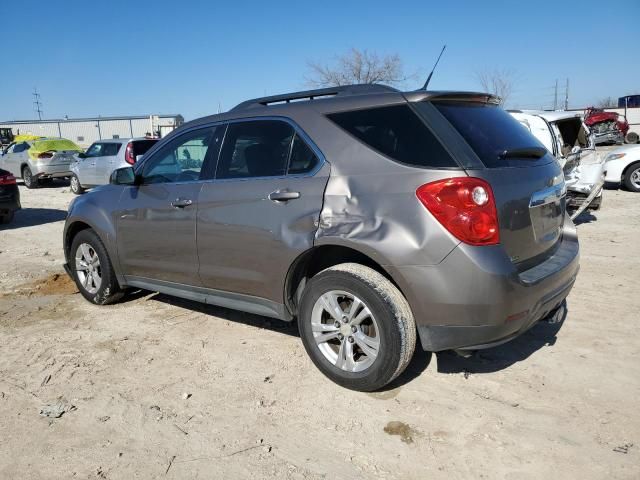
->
(0, 114, 184, 148)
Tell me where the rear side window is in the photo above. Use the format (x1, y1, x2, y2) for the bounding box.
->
(217, 121, 294, 179)
(102, 143, 121, 156)
(327, 105, 457, 168)
(288, 134, 319, 174)
(433, 102, 551, 168)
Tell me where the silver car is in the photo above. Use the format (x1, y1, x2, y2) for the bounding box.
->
(64, 85, 580, 391)
(69, 138, 157, 194)
(0, 138, 82, 188)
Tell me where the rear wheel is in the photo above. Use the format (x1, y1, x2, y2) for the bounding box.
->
(298, 263, 416, 392)
(70, 229, 123, 305)
(22, 166, 38, 189)
(70, 174, 84, 194)
(623, 162, 640, 192)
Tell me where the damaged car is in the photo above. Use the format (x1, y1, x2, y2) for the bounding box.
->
(64, 85, 579, 391)
(509, 110, 605, 219)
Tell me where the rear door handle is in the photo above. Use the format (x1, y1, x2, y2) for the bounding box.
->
(171, 198, 193, 208)
(269, 190, 300, 202)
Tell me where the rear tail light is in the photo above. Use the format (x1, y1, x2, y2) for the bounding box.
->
(0, 173, 17, 185)
(38, 151, 54, 159)
(124, 142, 135, 165)
(416, 177, 500, 246)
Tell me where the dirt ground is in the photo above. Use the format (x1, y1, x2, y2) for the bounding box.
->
(1, 173, 639, 479)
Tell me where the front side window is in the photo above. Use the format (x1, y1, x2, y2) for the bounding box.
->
(142, 127, 214, 184)
(327, 104, 457, 168)
(216, 120, 294, 179)
(85, 143, 105, 157)
(13, 142, 30, 153)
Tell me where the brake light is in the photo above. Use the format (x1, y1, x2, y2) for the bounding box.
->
(416, 177, 500, 246)
(0, 173, 17, 185)
(124, 142, 135, 165)
(38, 151, 54, 159)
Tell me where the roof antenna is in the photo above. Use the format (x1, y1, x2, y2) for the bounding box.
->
(422, 45, 446, 90)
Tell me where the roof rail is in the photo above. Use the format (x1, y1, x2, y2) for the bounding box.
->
(231, 84, 398, 111)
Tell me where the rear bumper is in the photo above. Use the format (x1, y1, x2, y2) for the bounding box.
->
(31, 163, 72, 178)
(388, 216, 579, 351)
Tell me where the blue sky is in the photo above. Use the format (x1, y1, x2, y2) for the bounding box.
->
(2, 0, 637, 121)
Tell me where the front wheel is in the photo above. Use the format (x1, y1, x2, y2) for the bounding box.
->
(70, 174, 84, 195)
(298, 263, 416, 392)
(70, 229, 123, 304)
(623, 162, 640, 192)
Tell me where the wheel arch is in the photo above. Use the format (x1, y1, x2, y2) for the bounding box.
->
(284, 244, 406, 317)
(622, 159, 640, 181)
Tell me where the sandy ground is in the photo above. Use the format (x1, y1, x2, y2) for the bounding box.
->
(0, 174, 639, 479)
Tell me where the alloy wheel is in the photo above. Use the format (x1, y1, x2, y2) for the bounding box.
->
(631, 167, 640, 190)
(75, 243, 102, 294)
(310, 290, 380, 372)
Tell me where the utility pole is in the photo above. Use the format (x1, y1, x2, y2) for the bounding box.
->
(33, 88, 43, 120)
(564, 78, 569, 110)
(553, 79, 558, 110)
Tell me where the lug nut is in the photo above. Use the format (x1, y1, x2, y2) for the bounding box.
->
(351, 326, 357, 333)
(348, 336, 355, 343)
(334, 321, 340, 328)
(341, 316, 348, 323)
(338, 334, 344, 341)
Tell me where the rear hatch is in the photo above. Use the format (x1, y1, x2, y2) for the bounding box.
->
(29, 139, 82, 167)
(431, 101, 566, 269)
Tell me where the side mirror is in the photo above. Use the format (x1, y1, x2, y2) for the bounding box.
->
(78, 152, 87, 159)
(110, 166, 138, 186)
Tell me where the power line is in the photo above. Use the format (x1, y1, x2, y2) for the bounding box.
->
(33, 88, 43, 120)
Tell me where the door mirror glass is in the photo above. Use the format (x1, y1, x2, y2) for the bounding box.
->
(110, 166, 136, 185)
(78, 152, 87, 159)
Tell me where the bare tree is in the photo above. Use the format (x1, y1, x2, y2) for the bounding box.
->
(475, 68, 515, 106)
(306, 48, 411, 88)
(596, 96, 616, 108)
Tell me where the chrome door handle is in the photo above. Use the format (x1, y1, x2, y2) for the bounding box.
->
(171, 198, 193, 208)
(268, 190, 300, 202)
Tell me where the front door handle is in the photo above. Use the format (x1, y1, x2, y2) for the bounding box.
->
(171, 198, 193, 208)
(269, 190, 300, 202)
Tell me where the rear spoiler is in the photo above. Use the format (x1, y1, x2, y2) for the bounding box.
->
(404, 91, 501, 105)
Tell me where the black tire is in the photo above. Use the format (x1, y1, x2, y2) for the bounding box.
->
(623, 162, 640, 192)
(69, 229, 123, 305)
(70, 174, 84, 195)
(0, 211, 15, 224)
(22, 166, 38, 189)
(298, 263, 416, 392)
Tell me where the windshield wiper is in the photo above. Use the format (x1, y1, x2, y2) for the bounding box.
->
(498, 147, 547, 159)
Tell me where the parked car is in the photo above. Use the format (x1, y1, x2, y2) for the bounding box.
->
(603, 144, 640, 192)
(0, 168, 20, 224)
(63, 85, 579, 391)
(509, 110, 605, 218)
(0, 138, 82, 188)
(69, 138, 158, 194)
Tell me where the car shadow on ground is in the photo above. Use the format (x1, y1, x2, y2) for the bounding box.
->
(0, 208, 67, 230)
(573, 210, 597, 225)
(18, 178, 70, 189)
(435, 304, 568, 376)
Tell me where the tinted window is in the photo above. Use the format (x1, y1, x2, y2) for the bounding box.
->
(132, 139, 157, 157)
(288, 134, 319, 174)
(434, 102, 551, 168)
(327, 105, 456, 168)
(13, 142, 30, 153)
(217, 121, 293, 179)
(102, 143, 121, 156)
(142, 128, 214, 184)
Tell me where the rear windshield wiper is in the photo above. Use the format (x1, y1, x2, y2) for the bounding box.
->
(498, 147, 547, 159)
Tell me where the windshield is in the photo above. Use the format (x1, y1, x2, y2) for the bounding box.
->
(433, 102, 553, 168)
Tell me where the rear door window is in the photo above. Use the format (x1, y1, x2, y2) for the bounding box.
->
(102, 143, 121, 156)
(433, 102, 553, 168)
(327, 104, 457, 168)
(216, 120, 294, 179)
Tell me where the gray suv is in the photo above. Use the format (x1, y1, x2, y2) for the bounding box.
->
(63, 85, 579, 391)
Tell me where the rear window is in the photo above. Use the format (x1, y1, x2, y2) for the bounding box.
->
(327, 105, 457, 168)
(132, 140, 157, 156)
(433, 102, 551, 168)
